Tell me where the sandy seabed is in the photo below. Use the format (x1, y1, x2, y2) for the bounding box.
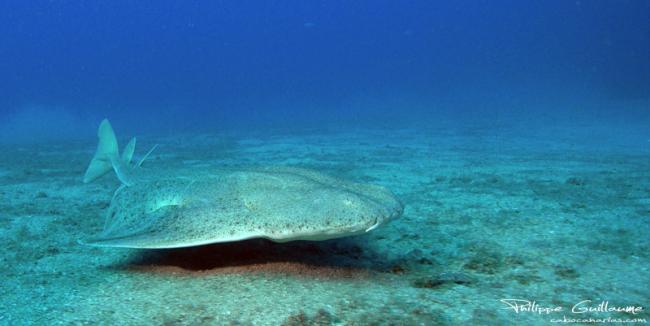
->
(1, 124, 648, 325)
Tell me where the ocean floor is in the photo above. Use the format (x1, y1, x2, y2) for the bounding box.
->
(0, 124, 648, 325)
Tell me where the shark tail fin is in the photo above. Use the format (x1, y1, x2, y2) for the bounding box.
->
(83, 119, 145, 186)
(83, 119, 120, 183)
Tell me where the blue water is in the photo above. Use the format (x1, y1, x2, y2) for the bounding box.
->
(1, 1, 648, 141)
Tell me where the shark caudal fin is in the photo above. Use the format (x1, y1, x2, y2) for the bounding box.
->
(83, 119, 119, 183)
(83, 119, 156, 186)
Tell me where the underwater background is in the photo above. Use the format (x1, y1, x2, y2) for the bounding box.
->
(1, 0, 649, 140)
(0, 1, 649, 325)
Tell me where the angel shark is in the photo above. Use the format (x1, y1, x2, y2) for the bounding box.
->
(80, 119, 403, 249)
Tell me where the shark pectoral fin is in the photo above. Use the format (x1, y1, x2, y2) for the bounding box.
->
(79, 227, 160, 248)
(80, 205, 190, 249)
